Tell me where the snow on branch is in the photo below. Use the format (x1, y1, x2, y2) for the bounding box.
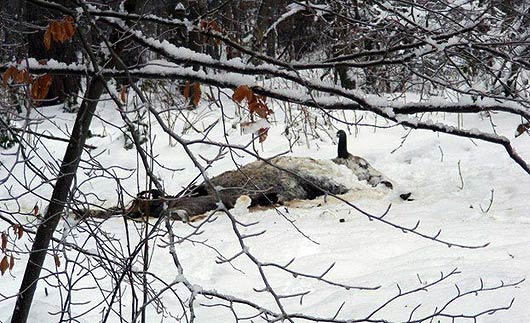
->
(262, 3, 307, 40)
(2, 56, 529, 176)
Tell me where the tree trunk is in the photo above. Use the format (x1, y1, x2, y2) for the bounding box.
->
(11, 76, 105, 323)
(183, 0, 207, 107)
(254, 0, 277, 59)
(336, 65, 356, 90)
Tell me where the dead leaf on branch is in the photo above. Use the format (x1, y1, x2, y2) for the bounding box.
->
(43, 16, 76, 50)
(0, 256, 8, 276)
(232, 85, 253, 103)
(12, 224, 24, 240)
(14, 69, 31, 84)
(9, 255, 14, 271)
(1, 233, 6, 253)
(2, 67, 32, 88)
(183, 81, 191, 100)
(32, 203, 39, 217)
(43, 29, 52, 50)
(199, 19, 222, 33)
(2, 67, 17, 88)
(199, 19, 223, 45)
(258, 127, 269, 143)
(515, 122, 530, 138)
(120, 85, 128, 103)
(30, 74, 53, 102)
(63, 16, 75, 40)
(182, 81, 201, 106)
(192, 82, 201, 106)
(49, 21, 64, 43)
(248, 99, 272, 119)
(232, 85, 273, 128)
(54, 254, 61, 268)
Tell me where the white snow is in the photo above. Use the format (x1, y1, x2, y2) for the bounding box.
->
(240, 118, 271, 135)
(0, 86, 529, 322)
(231, 195, 252, 216)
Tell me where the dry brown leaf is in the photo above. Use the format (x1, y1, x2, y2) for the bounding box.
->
(12, 70, 23, 84)
(249, 101, 271, 119)
(49, 21, 64, 43)
(14, 69, 31, 84)
(54, 254, 61, 267)
(0, 256, 8, 275)
(233, 86, 272, 119)
(2, 66, 18, 88)
(13, 224, 23, 240)
(515, 122, 530, 138)
(200, 19, 222, 34)
(232, 85, 253, 103)
(120, 85, 127, 103)
(261, 106, 273, 118)
(192, 82, 201, 106)
(62, 16, 75, 41)
(258, 127, 269, 143)
(210, 21, 221, 33)
(248, 100, 260, 114)
(44, 17, 75, 50)
(1, 232, 6, 253)
(43, 29, 52, 50)
(30, 74, 53, 102)
(9, 255, 14, 271)
(32, 203, 39, 217)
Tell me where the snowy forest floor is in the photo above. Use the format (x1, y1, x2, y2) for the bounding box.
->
(1, 90, 530, 322)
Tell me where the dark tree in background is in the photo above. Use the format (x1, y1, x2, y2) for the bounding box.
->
(1, 0, 26, 62)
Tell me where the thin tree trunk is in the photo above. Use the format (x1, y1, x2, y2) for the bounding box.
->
(11, 76, 105, 323)
(254, 0, 277, 59)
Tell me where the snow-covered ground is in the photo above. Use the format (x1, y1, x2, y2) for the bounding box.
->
(0, 90, 529, 322)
